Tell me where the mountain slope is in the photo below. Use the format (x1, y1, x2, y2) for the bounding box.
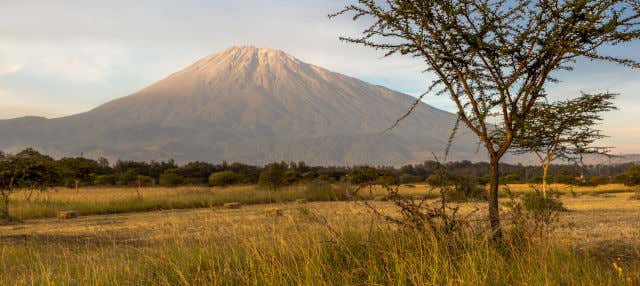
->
(0, 46, 483, 165)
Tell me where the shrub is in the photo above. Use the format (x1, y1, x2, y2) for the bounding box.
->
(347, 166, 379, 185)
(94, 175, 116, 186)
(304, 180, 349, 201)
(446, 176, 486, 202)
(177, 161, 216, 185)
(377, 174, 400, 186)
(399, 174, 422, 184)
(208, 171, 240, 187)
(588, 176, 610, 186)
(621, 166, 640, 186)
(159, 170, 184, 187)
(504, 190, 565, 242)
(136, 175, 154, 187)
(521, 192, 566, 213)
(117, 170, 138, 186)
(528, 176, 543, 184)
(258, 163, 288, 192)
(554, 174, 577, 185)
(300, 171, 317, 182)
(283, 170, 300, 185)
(500, 174, 520, 184)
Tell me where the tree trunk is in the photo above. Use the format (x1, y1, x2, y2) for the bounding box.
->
(542, 163, 550, 198)
(488, 158, 502, 239)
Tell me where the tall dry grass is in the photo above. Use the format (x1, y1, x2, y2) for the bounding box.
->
(1, 220, 637, 285)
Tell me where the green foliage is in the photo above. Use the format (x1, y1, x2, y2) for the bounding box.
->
(554, 174, 578, 185)
(521, 192, 567, 213)
(117, 170, 138, 186)
(303, 180, 349, 201)
(177, 161, 216, 185)
(94, 175, 117, 186)
(57, 157, 106, 187)
(136, 175, 154, 187)
(376, 173, 399, 186)
(448, 177, 486, 202)
(208, 171, 240, 187)
(159, 169, 184, 187)
(426, 173, 486, 202)
(511, 93, 617, 163)
(347, 166, 379, 185)
(283, 169, 300, 185)
(258, 163, 289, 191)
(399, 174, 422, 184)
(617, 166, 640, 186)
(587, 176, 610, 186)
(0, 152, 59, 219)
(500, 174, 520, 184)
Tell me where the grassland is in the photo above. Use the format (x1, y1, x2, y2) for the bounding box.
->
(5, 183, 636, 221)
(1, 184, 639, 285)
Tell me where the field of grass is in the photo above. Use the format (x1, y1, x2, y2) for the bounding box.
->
(1, 185, 639, 285)
(7, 183, 636, 221)
(5, 184, 433, 220)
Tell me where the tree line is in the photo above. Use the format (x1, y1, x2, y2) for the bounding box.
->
(1, 148, 638, 189)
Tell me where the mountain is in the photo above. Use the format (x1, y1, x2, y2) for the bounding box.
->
(0, 46, 484, 165)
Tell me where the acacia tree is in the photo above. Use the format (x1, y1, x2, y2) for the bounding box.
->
(0, 153, 58, 221)
(258, 163, 289, 202)
(332, 0, 640, 237)
(510, 92, 616, 196)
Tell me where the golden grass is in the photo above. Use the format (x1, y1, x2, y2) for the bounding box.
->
(6, 183, 637, 221)
(0, 193, 639, 285)
(501, 183, 637, 194)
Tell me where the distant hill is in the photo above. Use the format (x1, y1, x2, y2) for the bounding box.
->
(578, 154, 640, 165)
(0, 46, 496, 165)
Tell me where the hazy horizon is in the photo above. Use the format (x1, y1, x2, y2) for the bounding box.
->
(1, 0, 639, 153)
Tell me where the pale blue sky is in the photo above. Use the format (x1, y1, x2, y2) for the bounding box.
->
(0, 0, 638, 153)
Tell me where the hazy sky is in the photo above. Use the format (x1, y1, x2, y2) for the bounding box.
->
(1, 0, 639, 153)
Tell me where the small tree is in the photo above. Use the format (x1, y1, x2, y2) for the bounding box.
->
(617, 165, 640, 186)
(208, 171, 240, 187)
(258, 163, 289, 199)
(0, 153, 58, 221)
(159, 169, 184, 187)
(509, 93, 616, 196)
(332, 0, 640, 238)
(58, 157, 104, 191)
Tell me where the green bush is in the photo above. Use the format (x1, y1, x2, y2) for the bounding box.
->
(159, 170, 184, 187)
(377, 174, 400, 186)
(553, 174, 577, 185)
(347, 166, 381, 185)
(399, 174, 423, 184)
(620, 166, 640, 186)
(94, 175, 116, 186)
(303, 180, 349, 201)
(528, 176, 543, 184)
(117, 170, 138, 186)
(500, 174, 520, 184)
(587, 176, 609, 186)
(136, 175, 154, 187)
(446, 176, 487, 202)
(258, 163, 289, 191)
(521, 192, 566, 213)
(208, 171, 241, 187)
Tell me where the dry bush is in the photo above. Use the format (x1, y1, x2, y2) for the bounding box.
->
(503, 187, 565, 244)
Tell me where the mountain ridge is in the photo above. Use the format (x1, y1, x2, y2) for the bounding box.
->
(0, 46, 487, 165)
